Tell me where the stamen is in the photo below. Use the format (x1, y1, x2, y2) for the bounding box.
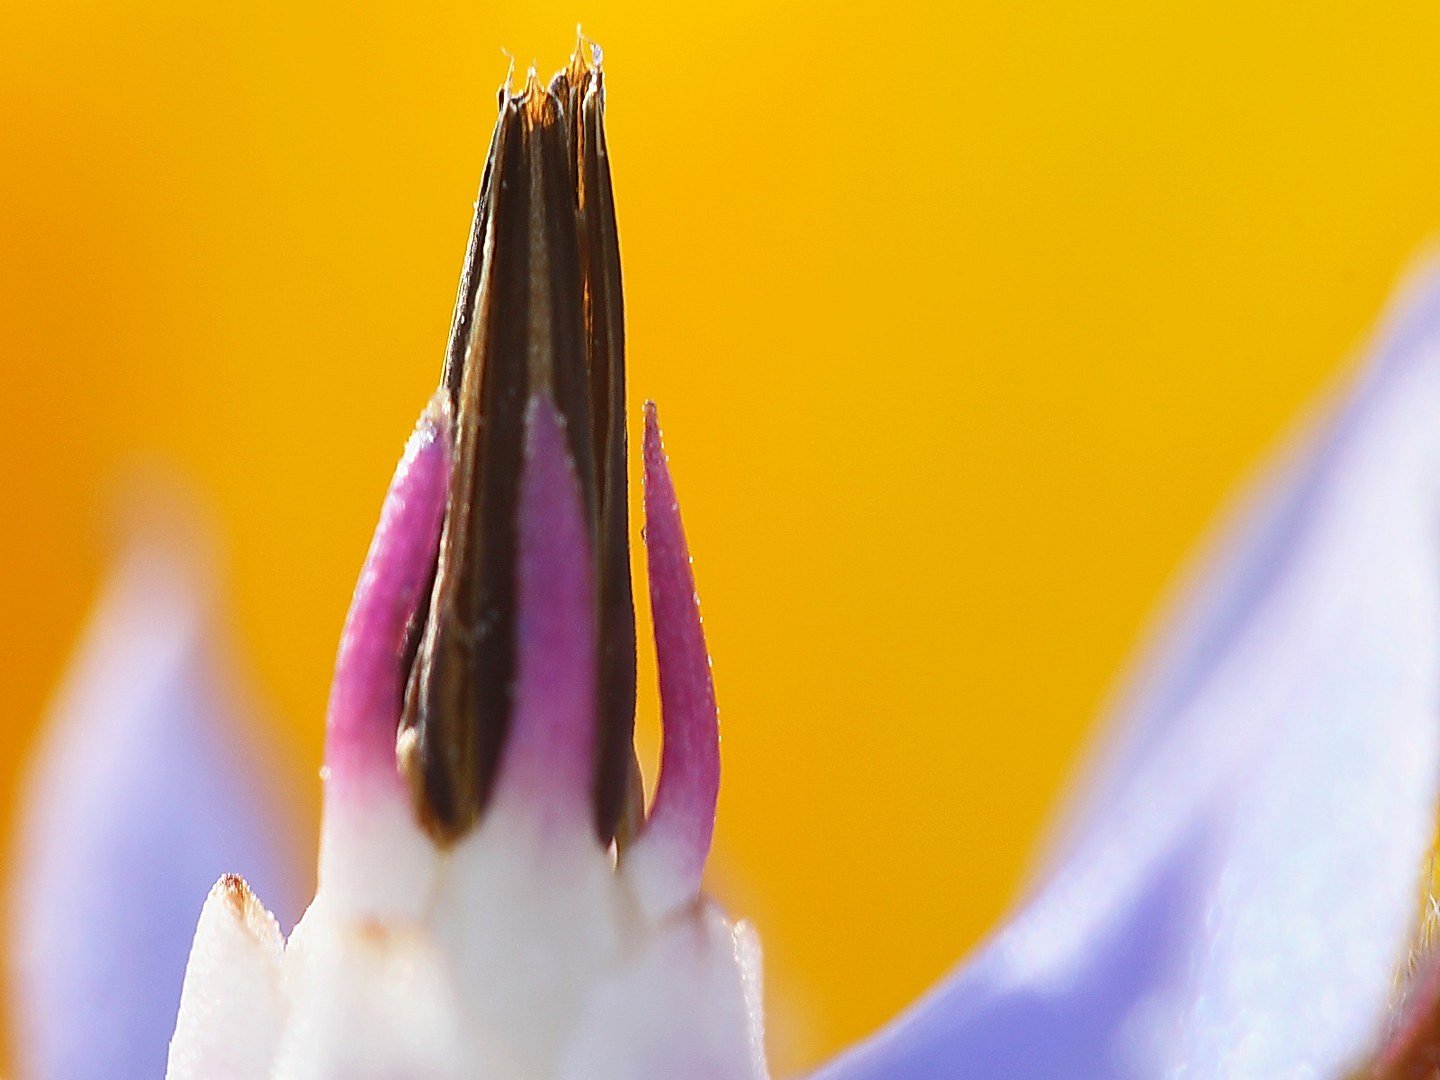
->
(400, 51, 636, 845)
(166, 42, 770, 1080)
(576, 57, 641, 848)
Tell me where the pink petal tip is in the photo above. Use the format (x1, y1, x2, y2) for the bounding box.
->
(324, 393, 452, 805)
(626, 401, 719, 916)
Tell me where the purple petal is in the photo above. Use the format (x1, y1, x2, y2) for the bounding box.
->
(490, 393, 597, 826)
(9, 521, 304, 1080)
(1056, 263, 1440, 852)
(324, 393, 450, 808)
(813, 263, 1440, 1079)
(623, 402, 720, 918)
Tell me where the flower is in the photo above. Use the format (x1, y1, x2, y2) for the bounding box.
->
(12, 38, 1440, 1080)
(171, 45, 769, 1080)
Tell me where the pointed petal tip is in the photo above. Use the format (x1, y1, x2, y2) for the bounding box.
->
(203, 873, 284, 949)
(625, 404, 719, 919)
(167, 875, 285, 1079)
(324, 399, 452, 806)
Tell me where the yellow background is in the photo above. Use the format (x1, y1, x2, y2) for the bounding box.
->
(5, 1, 1440, 1073)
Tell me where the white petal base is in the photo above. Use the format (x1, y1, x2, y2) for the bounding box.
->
(167, 815, 769, 1080)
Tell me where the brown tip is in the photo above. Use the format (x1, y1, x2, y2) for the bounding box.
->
(218, 873, 249, 915)
(212, 873, 275, 942)
(567, 28, 601, 82)
(498, 50, 517, 101)
(521, 68, 552, 125)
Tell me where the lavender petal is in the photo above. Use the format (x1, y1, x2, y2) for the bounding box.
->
(813, 264, 1440, 1078)
(10, 530, 303, 1080)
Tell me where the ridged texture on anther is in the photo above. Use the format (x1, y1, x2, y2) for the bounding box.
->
(401, 53, 636, 844)
(572, 49, 640, 848)
(162, 45, 769, 1080)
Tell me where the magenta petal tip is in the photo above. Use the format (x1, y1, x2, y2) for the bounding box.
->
(324, 394, 451, 807)
(625, 402, 719, 916)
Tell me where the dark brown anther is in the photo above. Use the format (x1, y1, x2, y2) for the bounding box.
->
(397, 40, 638, 845)
(438, 116, 500, 408)
(575, 57, 644, 847)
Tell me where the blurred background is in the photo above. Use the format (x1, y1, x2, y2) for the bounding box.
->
(5, 1, 1440, 1074)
